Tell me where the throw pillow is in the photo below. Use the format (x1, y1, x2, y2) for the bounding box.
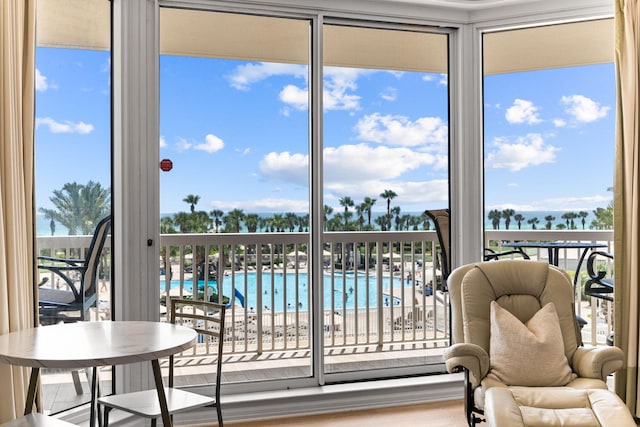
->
(487, 301, 576, 387)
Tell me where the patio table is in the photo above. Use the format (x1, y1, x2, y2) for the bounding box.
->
(502, 241, 607, 288)
(0, 321, 196, 427)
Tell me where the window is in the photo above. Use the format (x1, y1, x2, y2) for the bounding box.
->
(35, 0, 112, 413)
(482, 19, 616, 346)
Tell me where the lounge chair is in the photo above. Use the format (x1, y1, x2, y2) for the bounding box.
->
(37, 215, 111, 324)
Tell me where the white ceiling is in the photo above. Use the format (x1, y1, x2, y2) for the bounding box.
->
(366, 0, 541, 9)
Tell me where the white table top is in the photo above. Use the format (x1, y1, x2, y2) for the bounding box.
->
(0, 321, 196, 369)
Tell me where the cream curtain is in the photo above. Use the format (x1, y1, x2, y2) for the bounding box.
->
(613, 0, 640, 417)
(0, 0, 36, 422)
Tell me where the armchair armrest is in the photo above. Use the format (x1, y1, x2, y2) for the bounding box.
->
(572, 346, 625, 379)
(443, 343, 490, 388)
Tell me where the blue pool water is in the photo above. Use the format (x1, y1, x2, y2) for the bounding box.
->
(167, 272, 405, 312)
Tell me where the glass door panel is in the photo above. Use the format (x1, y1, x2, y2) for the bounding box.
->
(159, 8, 312, 384)
(322, 24, 449, 378)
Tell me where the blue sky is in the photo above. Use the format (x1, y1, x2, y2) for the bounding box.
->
(34, 47, 614, 220)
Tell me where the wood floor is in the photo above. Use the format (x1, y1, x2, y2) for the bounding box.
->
(225, 400, 468, 427)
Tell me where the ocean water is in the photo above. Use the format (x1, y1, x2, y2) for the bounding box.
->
(36, 215, 69, 236)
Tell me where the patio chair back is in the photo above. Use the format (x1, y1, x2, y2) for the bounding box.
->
(425, 209, 450, 282)
(38, 215, 111, 323)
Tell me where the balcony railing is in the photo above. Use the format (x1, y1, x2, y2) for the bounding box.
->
(35, 228, 614, 412)
(158, 230, 449, 355)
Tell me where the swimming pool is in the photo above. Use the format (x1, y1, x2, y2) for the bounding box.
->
(168, 272, 405, 312)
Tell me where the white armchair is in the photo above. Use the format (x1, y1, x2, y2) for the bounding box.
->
(443, 260, 634, 427)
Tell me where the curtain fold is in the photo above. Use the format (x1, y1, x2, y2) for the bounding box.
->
(613, 0, 640, 417)
(0, 0, 36, 422)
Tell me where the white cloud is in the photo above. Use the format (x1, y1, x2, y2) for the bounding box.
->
(505, 99, 542, 124)
(259, 151, 309, 185)
(561, 95, 609, 123)
(485, 133, 559, 171)
(175, 138, 192, 152)
(553, 118, 566, 128)
(194, 134, 225, 153)
(227, 62, 307, 90)
(35, 117, 94, 134)
(323, 67, 370, 111)
(259, 143, 441, 188)
(160, 136, 167, 148)
(274, 68, 367, 112)
(279, 85, 308, 110)
(35, 69, 49, 91)
(325, 179, 448, 208)
(355, 113, 448, 148)
(380, 87, 397, 101)
(421, 72, 446, 85)
(324, 144, 439, 181)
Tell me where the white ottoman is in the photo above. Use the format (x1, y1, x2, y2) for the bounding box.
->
(485, 387, 636, 427)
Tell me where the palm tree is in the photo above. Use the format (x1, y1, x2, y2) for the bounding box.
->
(488, 209, 502, 230)
(400, 214, 412, 230)
(298, 214, 309, 232)
(339, 196, 355, 228)
(271, 213, 286, 232)
(591, 206, 613, 230)
(173, 212, 190, 233)
(356, 203, 366, 230)
(527, 217, 539, 230)
(245, 214, 260, 233)
(209, 210, 224, 233)
(561, 212, 578, 229)
(183, 194, 200, 213)
(391, 206, 401, 230)
(514, 214, 525, 230)
(363, 197, 376, 225)
(374, 215, 387, 231)
(579, 211, 589, 229)
(379, 189, 397, 218)
(284, 212, 298, 232)
(323, 205, 334, 231)
(223, 209, 245, 233)
(544, 215, 556, 230)
(160, 216, 176, 234)
(502, 209, 515, 230)
(39, 181, 111, 235)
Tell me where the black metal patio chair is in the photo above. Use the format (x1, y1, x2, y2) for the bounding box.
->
(37, 215, 111, 324)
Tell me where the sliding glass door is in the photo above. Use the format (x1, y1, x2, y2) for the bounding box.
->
(322, 23, 449, 379)
(159, 8, 313, 384)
